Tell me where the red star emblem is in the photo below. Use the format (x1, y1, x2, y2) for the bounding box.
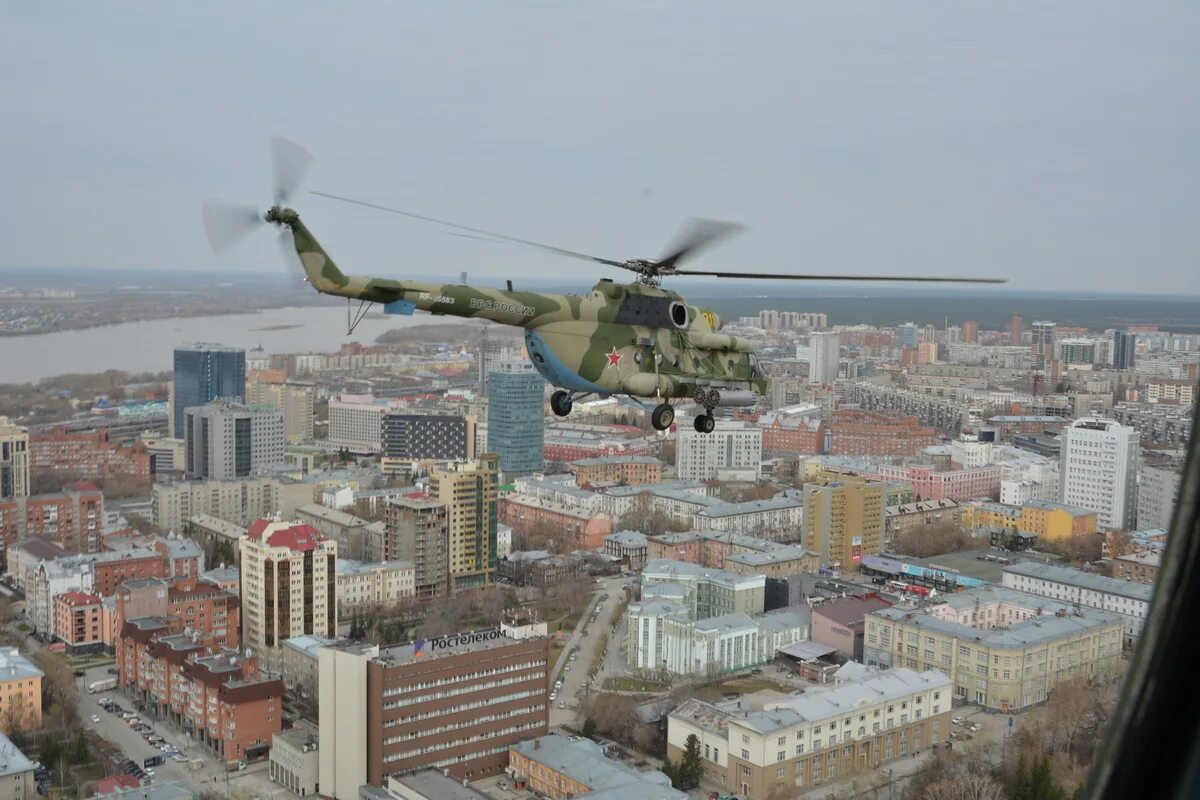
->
(606, 347, 622, 367)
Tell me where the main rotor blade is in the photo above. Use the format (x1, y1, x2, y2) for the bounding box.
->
(656, 218, 744, 271)
(672, 270, 1007, 283)
(271, 137, 314, 204)
(203, 201, 263, 255)
(311, 190, 630, 269)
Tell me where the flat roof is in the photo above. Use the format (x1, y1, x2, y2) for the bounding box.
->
(388, 769, 489, 799)
(510, 736, 682, 799)
(377, 632, 537, 665)
(1003, 561, 1154, 602)
(778, 641, 838, 661)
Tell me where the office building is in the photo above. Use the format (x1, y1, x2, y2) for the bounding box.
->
(863, 586, 1123, 710)
(1002, 562, 1152, 645)
(1137, 464, 1181, 531)
(248, 377, 315, 443)
(172, 343, 246, 439)
(0, 648, 44, 734)
(808, 331, 840, 385)
(487, 361, 545, 477)
(510, 736, 684, 800)
(0, 418, 29, 501)
(239, 519, 338, 670)
(383, 498, 449, 598)
(801, 476, 885, 569)
(1112, 330, 1136, 370)
(1060, 418, 1139, 530)
(151, 476, 312, 533)
(328, 394, 402, 451)
(429, 456, 500, 591)
(676, 421, 763, 482)
(318, 634, 550, 794)
(896, 323, 919, 348)
(1031, 321, 1057, 368)
(640, 559, 766, 619)
(381, 414, 475, 461)
(668, 668, 951, 799)
(117, 617, 282, 763)
(184, 400, 284, 480)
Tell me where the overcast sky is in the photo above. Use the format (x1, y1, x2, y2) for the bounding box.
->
(2, 2, 1197, 293)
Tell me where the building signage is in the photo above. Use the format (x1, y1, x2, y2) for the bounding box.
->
(421, 627, 503, 653)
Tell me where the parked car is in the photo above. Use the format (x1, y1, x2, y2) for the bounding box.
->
(89, 714, 100, 723)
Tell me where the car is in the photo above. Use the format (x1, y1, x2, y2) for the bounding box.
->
(172, 754, 188, 763)
(90, 714, 100, 723)
(144, 769, 155, 778)
(73, 670, 86, 677)
(107, 668, 118, 675)
(236, 761, 246, 771)
(564, 665, 571, 672)
(751, 668, 763, 675)
(952, 716, 964, 725)
(549, 693, 557, 701)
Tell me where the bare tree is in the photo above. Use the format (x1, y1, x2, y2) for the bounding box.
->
(894, 521, 972, 558)
(923, 775, 1005, 800)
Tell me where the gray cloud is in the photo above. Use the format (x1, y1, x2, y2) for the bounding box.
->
(1, 1, 1196, 292)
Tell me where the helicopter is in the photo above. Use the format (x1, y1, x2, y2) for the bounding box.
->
(204, 139, 1004, 433)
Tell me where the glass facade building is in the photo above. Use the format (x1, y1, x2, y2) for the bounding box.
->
(486, 361, 544, 477)
(173, 343, 246, 438)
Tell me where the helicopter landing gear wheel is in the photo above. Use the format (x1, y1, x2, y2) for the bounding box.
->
(651, 403, 675, 431)
(693, 413, 715, 434)
(550, 390, 573, 417)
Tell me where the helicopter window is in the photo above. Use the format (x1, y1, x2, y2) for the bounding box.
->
(670, 302, 689, 328)
(656, 352, 665, 366)
(532, 352, 545, 364)
(692, 357, 701, 369)
(634, 350, 644, 365)
(673, 354, 682, 368)
(615, 295, 676, 328)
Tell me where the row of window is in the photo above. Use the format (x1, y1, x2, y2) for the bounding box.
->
(383, 671, 546, 709)
(384, 720, 543, 762)
(384, 704, 544, 743)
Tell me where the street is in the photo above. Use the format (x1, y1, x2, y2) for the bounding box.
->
(549, 574, 633, 728)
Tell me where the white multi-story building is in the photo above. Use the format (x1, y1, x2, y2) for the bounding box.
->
(676, 421, 762, 482)
(809, 332, 841, 386)
(334, 558, 415, 612)
(1001, 562, 1152, 645)
(152, 476, 312, 532)
(1137, 464, 1182, 531)
(327, 394, 405, 451)
(1059, 418, 1139, 530)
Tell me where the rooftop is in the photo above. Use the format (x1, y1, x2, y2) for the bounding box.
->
(643, 558, 764, 587)
(246, 519, 330, 552)
(0, 732, 34, 778)
(1003, 561, 1154, 601)
(378, 632, 537, 665)
(571, 455, 661, 466)
(1023, 499, 1097, 516)
(56, 590, 102, 606)
(186, 514, 247, 539)
(336, 558, 413, 577)
(812, 595, 893, 627)
(297, 503, 376, 528)
(605, 530, 648, 547)
(0, 648, 44, 681)
(282, 634, 337, 658)
(387, 769, 489, 799)
(510, 736, 682, 799)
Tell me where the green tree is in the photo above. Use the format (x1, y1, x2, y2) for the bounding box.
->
(678, 734, 703, 790)
(1030, 756, 1066, 800)
(71, 730, 90, 764)
(40, 737, 61, 767)
(660, 755, 679, 789)
(582, 718, 598, 739)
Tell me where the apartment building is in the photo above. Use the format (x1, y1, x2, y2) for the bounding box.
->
(0, 417, 29, 501)
(676, 422, 763, 482)
(118, 617, 283, 763)
(152, 476, 312, 533)
(240, 519, 338, 670)
(863, 587, 1123, 711)
(668, 668, 951, 800)
(318, 635, 550, 796)
(802, 476, 885, 570)
(828, 410, 937, 458)
(1002, 561, 1152, 645)
(568, 455, 663, 486)
(0, 648, 44, 734)
(382, 498, 449, 599)
(334, 559, 415, 613)
(52, 591, 104, 653)
(0, 482, 104, 554)
(27, 428, 151, 487)
(428, 455, 500, 591)
(1059, 417, 1139, 530)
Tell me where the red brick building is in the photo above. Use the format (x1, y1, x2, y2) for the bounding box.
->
(0, 482, 104, 555)
(829, 410, 939, 457)
(28, 428, 152, 486)
(499, 498, 614, 551)
(115, 577, 240, 649)
(759, 415, 826, 455)
(53, 590, 104, 652)
(92, 551, 168, 596)
(118, 616, 282, 763)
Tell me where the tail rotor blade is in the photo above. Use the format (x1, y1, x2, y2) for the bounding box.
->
(271, 136, 314, 204)
(203, 201, 263, 255)
(276, 229, 309, 283)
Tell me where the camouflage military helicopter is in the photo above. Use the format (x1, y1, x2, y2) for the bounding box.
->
(204, 139, 1003, 433)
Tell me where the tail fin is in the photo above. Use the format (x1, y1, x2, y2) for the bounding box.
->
(288, 215, 350, 293)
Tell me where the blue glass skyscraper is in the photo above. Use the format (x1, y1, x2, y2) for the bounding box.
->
(487, 360, 545, 477)
(172, 343, 246, 438)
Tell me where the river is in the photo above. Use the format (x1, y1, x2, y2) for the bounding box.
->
(0, 305, 432, 383)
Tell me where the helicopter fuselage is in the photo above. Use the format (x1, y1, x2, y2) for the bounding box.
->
(278, 208, 767, 404)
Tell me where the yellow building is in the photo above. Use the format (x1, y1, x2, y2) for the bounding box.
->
(863, 586, 1122, 711)
(429, 454, 500, 591)
(248, 378, 315, 443)
(801, 474, 885, 570)
(1018, 500, 1098, 542)
(960, 500, 1022, 532)
(0, 648, 43, 733)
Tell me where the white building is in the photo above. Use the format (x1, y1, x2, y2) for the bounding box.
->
(1137, 464, 1182, 531)
(0, 732, 36, 800)
(1059, 418, 1139, 530)
(809, 331, 840, 386)
(676, 421, 763, 482)
(334, 559, 415, 612)
(1002, 561, 1153, 645)
(270, 720, 320, 797)
(327, 394, 405, 451)
(628, 601, 808, 677)
(183, 400, 285, 480)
